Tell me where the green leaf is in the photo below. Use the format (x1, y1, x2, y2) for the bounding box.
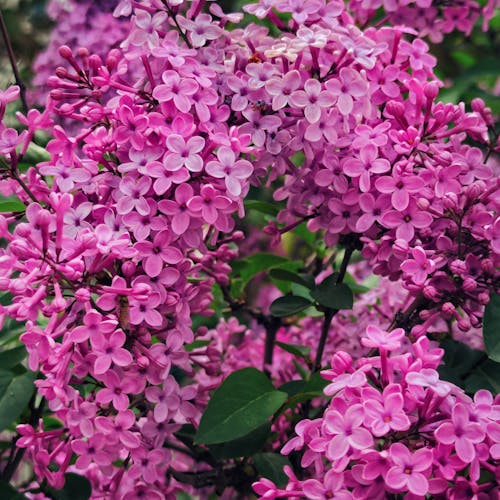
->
(269, 269, 312, 289)
(0, 371, 36, 432)
(343, 273, 370, 294)
(208, 423, 271, 459)
(0, 346, 27, 370)
(230, 253, 290, 294)
(310, 276, 353, 310)
(439, 339, 485, 388)
(49, 473, 91, 500)
(275, 341, 311, 359)
(0, 481, 28, 499)
(278, 380, 307, 397)
(465, 359, 500, 394)
(195, 368, 287, 445)
(244, 200, 280, 217)
(253, 453, 291, 488)
(270, 295, 312, 317)
(0, 197, 25, 213)
(483, 293, 500, 362)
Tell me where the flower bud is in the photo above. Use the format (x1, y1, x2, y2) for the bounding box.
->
(450, 259, 466, 275)
(481, 259, 494, 274)
(457, 317, 471, 332)
(441, 302, 456, 319)
(462, 277, 477, 292)
(74, 288, 91, 302)
(443, 193, 458, 211)
(424, 82, 439, 101)
(121, 261, 136, 277)
(330, 351, 352, 374)
(416, 197, 430, 211)
(58, 45, 73, 59)
(423, 285, 439, 300)
(393, 239, 409, 259)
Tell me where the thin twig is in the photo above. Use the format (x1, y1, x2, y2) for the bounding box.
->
(0, 8, 28, 113)
(313, 245, 355, 371)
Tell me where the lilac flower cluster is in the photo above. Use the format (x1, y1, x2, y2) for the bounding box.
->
(254, 326, 500, 499)
(0, 0, 498, 498)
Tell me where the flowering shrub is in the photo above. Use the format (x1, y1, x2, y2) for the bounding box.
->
(0, 0, 499, 498)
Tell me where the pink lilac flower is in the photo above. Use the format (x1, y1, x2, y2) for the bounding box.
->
(205, 147, 253, 196)
(434, 404, 486, 462)
(290, 79, 335, 123)
(361, 325, 405, 351)
(385, 443, 433, 496)
(342, 145, 390, 192)
(400, 246, 436, 285)
(325, 68, 368, 115)
(363, 385, 411, 436)
(324, 404, 373, 460)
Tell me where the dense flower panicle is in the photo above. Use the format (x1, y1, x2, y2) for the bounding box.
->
(254, 328, 500, 498)
(0, 0, 498, 498)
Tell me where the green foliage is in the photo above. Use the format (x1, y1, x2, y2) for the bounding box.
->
(252, 453, 291, 487)
(439, 338, 500, 394)
(195, 368, 287, 445)
(310, 276, 353, 310)
(275, 341, 311, 360)
(269, 295, 313, 317)
(0, 197, 25, 213)
(46, 473, 92, 500)
(483, 293, 500, 362)
(208, 423, 271, 459)
(0, 481, 28, 499)
(0, 370, 35, 431)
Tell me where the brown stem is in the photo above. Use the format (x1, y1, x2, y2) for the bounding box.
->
(0, 9, 28, 113)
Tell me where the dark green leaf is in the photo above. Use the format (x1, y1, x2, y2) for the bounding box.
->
(0, 481, 28, 499)
(244, 200, 280, 216)
(253, 453, 291, 488)
(343, 273, 370, 294)
(270, 296, 312, 317)
(0, 371, 36, 431)
(278, 380, 306, 397)
(483, 293, 500, 362)
(49, 473, 91, 500)
(465, 359, 500, 394)
(304, 371, 329, 393)
(0, 198, 25, 213)
(0, 346, 27, 370)
(310, 276, 353, 310)
(231, 254, 290, 294)
(195, 368, 287, 445)
(208, 423, 271, 459)
(439, 339, 485, 389)
(275, 341, 311, 359)
(269, 269, 312, 289)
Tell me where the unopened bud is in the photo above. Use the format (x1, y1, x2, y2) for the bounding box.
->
(441, 302, 456, 319)
(462, 277, 477, 291)
(121, 261, 136, 277)
(481, 259, 494, 274)
(423, 285, 439, 300)
(457, 317, 471, 332)
(424, 82, 439, 101)
(443, 193, 458, 211)
(58, 45, 73, 59)
(330, 351, 352, 373)
(74, 288, 91, 302)
(416, 197, 430, 211)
